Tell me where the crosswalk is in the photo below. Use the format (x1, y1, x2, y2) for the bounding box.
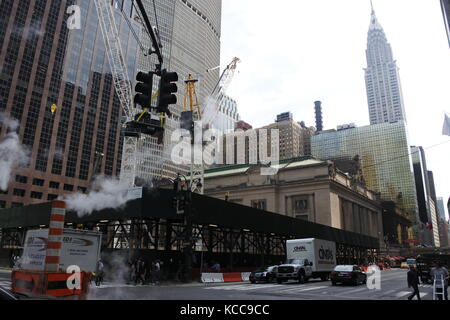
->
(203, 282, 432, 300)
(0, 280, 11, 289)
(90, 282, 147, 289)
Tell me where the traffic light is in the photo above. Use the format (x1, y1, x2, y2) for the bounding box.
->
(157, 69, 178, 115)
(134, 71, 154, 109)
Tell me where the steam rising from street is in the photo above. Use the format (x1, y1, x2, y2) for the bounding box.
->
(61, 176, 135, 217)
(0, 113, 30, 191)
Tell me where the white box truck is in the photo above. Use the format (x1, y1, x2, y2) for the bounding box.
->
(277, 238, 336, 284)
(17, 228, 102, 273)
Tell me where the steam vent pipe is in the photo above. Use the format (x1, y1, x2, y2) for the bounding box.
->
(314, 101, 323, 132)
(44, 200, 67, 272)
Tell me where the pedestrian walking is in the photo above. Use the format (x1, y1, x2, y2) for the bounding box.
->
(212, 261, 221, 273)
(95, 259, 105, 287)
(407, 265, 421, 300)
(430, 261, 449, 300)
(153, 259, 161, 284)
(134, 258, 145, 285)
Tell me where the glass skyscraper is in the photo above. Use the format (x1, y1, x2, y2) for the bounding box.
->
(311, 122, 419, 235)
(138, 0, 222, 113)
(364, 6, 407, 125)
(132, 0, 222, 182)
(0, 0, 139, 208)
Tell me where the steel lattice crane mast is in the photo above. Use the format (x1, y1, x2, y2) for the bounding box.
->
(184, 57, 241, 194)
(94, 0, 240, 191)
(93, 0, 135, 122)
(93, 0, 141, 187)
(201, 57, 241, 128)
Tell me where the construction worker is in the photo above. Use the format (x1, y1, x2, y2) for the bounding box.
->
(407, 265, 421, 300)
(430, 261, 449, 300)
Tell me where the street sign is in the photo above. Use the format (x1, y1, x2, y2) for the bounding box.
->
(127, 187, 143, 200)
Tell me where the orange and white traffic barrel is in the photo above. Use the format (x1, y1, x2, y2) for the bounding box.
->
(44, 200, 66, 272)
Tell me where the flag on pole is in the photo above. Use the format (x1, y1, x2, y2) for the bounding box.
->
(443, 113, 450, 136)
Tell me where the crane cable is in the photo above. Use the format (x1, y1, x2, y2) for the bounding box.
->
(152, 0, 161, 42)
(120, 7, 147, 55)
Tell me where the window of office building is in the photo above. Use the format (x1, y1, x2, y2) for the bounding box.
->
(30, 191, 43, 199)
(15, 175, 28, 184)
(63, 184, 74, 191)
(13, 189, 25, 197)
(49, 181, 60, 189)
(32, 178, 45, 186)
(47, 194, 58, 201)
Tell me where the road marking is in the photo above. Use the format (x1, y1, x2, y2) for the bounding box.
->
(396, 291, 411, 298)
(344, 287, 369, 294)
(277, 285, 328, 293)
(381, 289, 396, 296)
(236, 284, 281, 291)
(205, 284, 254, 290)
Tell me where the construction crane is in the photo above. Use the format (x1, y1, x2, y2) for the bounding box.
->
(202, 57, 241, 129)
(94, 0, 240, 192)
(93, 0, 135, 122)
(93, 0, 141, 187)
(185, 57, 241, 194)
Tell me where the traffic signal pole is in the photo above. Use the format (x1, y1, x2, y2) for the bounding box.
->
(135, 0, 164, 68)
(184, 189, 193, 282)
(173, 174, 194, 282)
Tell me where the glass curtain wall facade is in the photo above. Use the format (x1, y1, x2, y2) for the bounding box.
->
(134, 0, 222, 181)
(138, 0, 221, 115)
(0, 0, 139, 208)
(311, 121, 419, 236)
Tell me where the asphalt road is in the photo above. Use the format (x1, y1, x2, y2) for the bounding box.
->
(0, 269, 438, 300)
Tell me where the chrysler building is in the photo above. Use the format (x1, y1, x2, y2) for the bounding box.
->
(364, 3, 407, 125)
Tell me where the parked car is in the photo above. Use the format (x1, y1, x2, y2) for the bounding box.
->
(249, 266, 278, 283)
(330, 265, 367, 286)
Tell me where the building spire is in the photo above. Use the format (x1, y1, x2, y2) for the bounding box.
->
(369, 0, 383, 31)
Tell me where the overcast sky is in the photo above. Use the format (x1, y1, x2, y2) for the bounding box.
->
(220, 0, 450, 218)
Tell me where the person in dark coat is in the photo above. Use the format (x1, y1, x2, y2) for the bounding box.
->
(407, 265, 421, 300)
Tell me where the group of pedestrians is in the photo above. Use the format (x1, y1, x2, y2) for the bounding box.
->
(128, 258, 162, 285)
(407, 261, 448, 300)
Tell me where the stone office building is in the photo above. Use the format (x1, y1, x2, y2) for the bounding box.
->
(203, 156, 384, 246)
